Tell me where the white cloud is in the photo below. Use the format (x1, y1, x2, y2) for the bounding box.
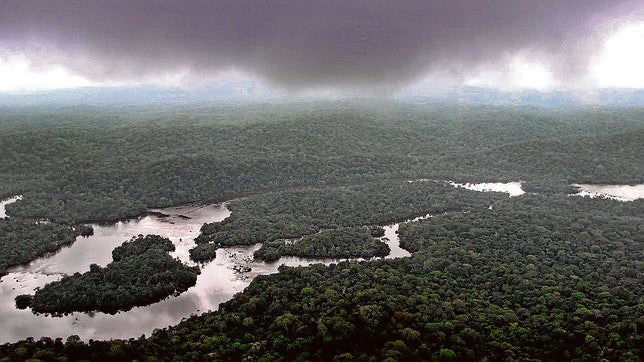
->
(1, 20, 643, 94)
(464, 57, 558, 92)
(589, 21, 644, 88)
(0, 52, 94, 93)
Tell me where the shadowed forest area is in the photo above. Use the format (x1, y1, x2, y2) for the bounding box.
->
(0, 103, 642, 360)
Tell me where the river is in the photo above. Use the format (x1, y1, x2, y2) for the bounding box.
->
(0, 180, 562, 342)
(0, 201, 411, 343)
(449, 181, 525, 197)
(572, 183, 644, 201)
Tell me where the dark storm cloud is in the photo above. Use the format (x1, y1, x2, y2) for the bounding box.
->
(0, 0, 641, 89)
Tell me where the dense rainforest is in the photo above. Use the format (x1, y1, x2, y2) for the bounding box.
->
(0, 102, 642, 360)
(192, 179, 503, 261)
(1, 195, 641, 361)
(0, 103, 641, 225)
(16, 235, 199, 315)
(252, 226, 390, 261)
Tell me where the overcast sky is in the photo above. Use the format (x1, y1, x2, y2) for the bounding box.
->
(0, 1, 643, 95)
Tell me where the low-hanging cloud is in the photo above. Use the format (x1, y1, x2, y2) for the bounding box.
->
(1, 0, 641, 91)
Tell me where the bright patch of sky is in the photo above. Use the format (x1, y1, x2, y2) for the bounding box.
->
(0, 53, 93, 92)
(589, 21, 644, 88)
(463, 57, 558, 92)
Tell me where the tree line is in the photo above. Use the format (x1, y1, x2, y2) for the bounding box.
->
(1, 104, 641, 224)
(0, 219, 92, 277)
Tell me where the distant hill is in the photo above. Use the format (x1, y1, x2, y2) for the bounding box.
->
(1, 84, 643, 107)
(0, 82, 269, 107)
(400, 86, 644, 108)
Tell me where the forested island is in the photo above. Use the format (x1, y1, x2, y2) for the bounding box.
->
(253, 226, 390, 261)
(16, 235, 200, 315)
(0, 103, 642, 360)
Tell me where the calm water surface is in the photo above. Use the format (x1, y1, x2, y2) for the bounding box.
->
(0, 203, 232, 342)
(0, 201, 410, 343)
(572, 184, 644, 201)
(449, 181, 525, 197)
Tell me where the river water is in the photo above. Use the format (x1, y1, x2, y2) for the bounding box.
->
(449, 181, 525, 197)
(8, 180, 626, 343)
(0, 201, 411, 343)
(572, 183, 644, 201)
(0, 182, 526, 342)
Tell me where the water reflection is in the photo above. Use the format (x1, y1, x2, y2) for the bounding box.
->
(0, 201, 411, 343)
(571, 184, 644, 202)
(449, 181, 525, 197)
(0, 203, 231, 342)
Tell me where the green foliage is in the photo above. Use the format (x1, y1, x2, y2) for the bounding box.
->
(194, 179, 503, 261)
(0, 104, 641, 224)
(188, 243, 218, 263)
(0, 219, 92, 277)
(253, 227, 390, 260)
(14, 294, 33, 309)
(3, 193, 640, 360)
(0, 103, 642, 360)
(24, 235, 200, 314)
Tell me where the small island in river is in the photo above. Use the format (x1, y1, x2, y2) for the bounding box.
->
(253, 226, 390, 261)
(17, 234, 200, 315)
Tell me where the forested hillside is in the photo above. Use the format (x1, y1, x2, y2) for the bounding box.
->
(0, 104, 641, 224)
(0, 103, 641, 361)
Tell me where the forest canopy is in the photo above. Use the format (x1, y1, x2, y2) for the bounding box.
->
(2, 193, 641, 360)
(252, 226, 390, 261)
(0, 103, 641, 224)
(0, 102, 641, 360)
(192, 179, 504, 261)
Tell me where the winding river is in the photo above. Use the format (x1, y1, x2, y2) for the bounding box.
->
(0, 200, 411, 343)
(10, 180, 632, 343)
